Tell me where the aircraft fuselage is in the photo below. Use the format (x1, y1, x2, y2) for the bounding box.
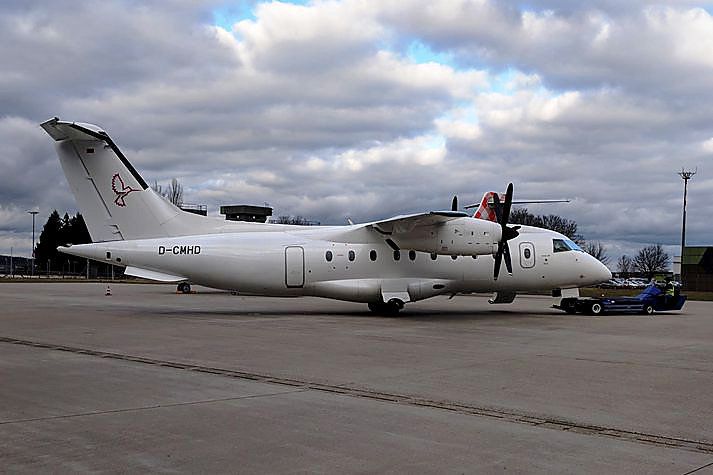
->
(65, 226, 610, 303)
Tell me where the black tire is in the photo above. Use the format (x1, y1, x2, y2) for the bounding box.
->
(560, 299, 577, 314)
(589, 302, 603, 315)
(177, 282, 191, 294)
(642, 304, 654, 315)
(368, 302, 401, 315)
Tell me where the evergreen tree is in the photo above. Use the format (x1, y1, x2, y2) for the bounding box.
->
(34, 210, 63, 271)
(34, 211, 94, 275)
(68, 213, 91, 244)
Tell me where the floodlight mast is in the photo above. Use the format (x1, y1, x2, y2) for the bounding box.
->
(678, 168, 696, 287)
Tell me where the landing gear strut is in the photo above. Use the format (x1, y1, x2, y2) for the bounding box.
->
(368, 299, 404, 315)
(177, 282, 192, 294)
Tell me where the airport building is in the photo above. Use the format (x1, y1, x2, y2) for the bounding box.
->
(220, 205, 273, 223)
(682, 246, 713, 291)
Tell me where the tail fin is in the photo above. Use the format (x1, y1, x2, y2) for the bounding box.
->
(472, 191, 504, 222)
(41, 118, 205, 242)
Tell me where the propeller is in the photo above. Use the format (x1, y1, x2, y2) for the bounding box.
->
(451, 195, 458, 212)
(492, 183, 521, 280)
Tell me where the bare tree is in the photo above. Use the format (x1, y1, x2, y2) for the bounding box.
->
(633, 244, 670, 278)
(617, 255, 633, 277)
(540, 214, 583, 244)
(509, 208, 583, 244)
(509, 208, 538, 226)
(166, 178, 183, 206)
(273, 215, 318, 225)
(151, 178, 183, 206)
(583, 241, 610, 265)
(151, 180, 166, 198)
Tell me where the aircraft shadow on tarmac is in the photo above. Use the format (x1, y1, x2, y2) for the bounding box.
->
(150, 306, 566, 321)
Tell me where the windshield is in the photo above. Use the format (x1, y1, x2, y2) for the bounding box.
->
(553, 238, 583, 253)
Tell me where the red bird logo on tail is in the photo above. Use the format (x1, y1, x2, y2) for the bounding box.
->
(111, 173, 139, 207)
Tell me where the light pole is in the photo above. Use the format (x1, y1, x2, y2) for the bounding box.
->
(678, 168, 696, 287)
(27, 210, 38, 277)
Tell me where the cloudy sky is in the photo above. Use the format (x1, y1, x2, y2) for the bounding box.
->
(1, 0, 712, 267)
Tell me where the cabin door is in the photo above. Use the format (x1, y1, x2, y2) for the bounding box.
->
(285, 246, 305, 288)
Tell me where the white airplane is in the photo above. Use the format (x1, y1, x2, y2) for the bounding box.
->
(41, 117, 611, 313)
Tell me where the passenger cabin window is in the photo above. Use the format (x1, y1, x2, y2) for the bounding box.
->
(348, 250, 355, 261)
(409, 250, 416, 261)
(393, 250, 401, 261)
(325, 250, 333, 262)
(552, 238, 582, 253)
(430, 253, 437, 260)
(370, 250, 377, 261)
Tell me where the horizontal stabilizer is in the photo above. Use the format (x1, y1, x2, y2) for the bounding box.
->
(40, 117, 107, 142)
(124, 266, 187, 282)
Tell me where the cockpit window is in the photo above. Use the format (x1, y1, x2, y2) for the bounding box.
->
(565, 239, 583, 252)
(553, 238, 583, 253)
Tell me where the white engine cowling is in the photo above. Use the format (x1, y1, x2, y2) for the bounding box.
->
(391, 217, 501, 256)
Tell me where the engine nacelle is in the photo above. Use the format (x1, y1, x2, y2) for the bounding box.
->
(391, 217, 501, 256)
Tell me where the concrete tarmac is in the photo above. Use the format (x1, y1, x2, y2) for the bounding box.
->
(1, 283, 712, 474)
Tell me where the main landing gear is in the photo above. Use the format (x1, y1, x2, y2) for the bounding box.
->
(368, 299, 405, 315)
(177, 282, 192, 294)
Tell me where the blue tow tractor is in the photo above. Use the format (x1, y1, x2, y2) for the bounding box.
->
(555, 283, 687, 315)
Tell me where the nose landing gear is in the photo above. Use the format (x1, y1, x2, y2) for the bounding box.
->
(368, 299, 404, 315)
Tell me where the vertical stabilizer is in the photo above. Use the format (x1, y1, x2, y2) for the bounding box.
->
(473, 191, 505, 222)
(40, 118, 203, 241)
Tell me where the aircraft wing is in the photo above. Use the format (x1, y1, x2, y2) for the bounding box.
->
(367, 211, 469, 235)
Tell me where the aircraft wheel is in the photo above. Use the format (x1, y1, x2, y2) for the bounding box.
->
(589, 302, 603, 315)
(177, 282, 191, 294)
(561, 299, 577, 314)
(642, 304, 654, 315)
(368, 301, 402, 315)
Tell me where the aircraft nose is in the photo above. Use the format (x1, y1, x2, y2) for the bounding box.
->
(588, 255, 612, 283)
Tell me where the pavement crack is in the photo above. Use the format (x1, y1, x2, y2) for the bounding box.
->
(2, 336, 713, 455)
(682, 460, 713, 475)
(0, 389, 306, 426)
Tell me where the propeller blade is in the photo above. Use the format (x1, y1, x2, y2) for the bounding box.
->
(492, 183, 516, 281)
(503, 242, 513, 275)
(493, 243, 503, 281)
(451, 195, 458, 212)
(492, 193, 502, 222)
(500, 182, 513, 227)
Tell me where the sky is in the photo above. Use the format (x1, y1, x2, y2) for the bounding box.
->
(1, 0, 712, 268)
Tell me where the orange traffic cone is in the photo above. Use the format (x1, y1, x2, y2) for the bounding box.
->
(105, 285, 112, 296)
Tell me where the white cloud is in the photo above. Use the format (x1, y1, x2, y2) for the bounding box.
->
(0, 0, 711, 259)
